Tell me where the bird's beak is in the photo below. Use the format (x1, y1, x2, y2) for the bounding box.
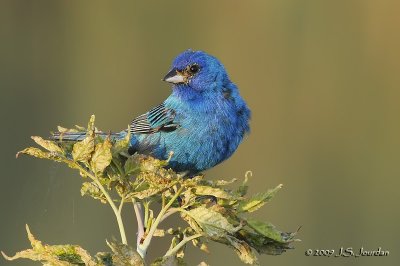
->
(163, 68, 185, 84)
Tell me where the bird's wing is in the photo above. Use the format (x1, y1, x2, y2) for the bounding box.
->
(130, 103, 179, 134)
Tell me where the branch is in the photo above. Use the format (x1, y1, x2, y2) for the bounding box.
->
(164, 234, 202, 257)
(75, 163, 128, 245)
(133, 200, 145, 249)
(138, 186, 184, 257)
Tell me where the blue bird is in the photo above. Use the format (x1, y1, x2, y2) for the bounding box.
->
(54, 50, 251, 175)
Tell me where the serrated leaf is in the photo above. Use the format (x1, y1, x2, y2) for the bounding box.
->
(72, 134, 94, 162)
(185, 206, 239, 237)
(31, 136, 63, 154)
(91, 138, 112, 173)
(237, 184, 282, 213)
(194, 186, 233, 200)
(246, 218, 287, 243)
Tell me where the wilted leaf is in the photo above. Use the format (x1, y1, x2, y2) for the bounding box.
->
(1, 225, 96, 266)
(91, 138, 112, 173)
(106, 240, 144, 266)
(75, 124, 86, 131)
(31, 136, 64, 154)
(238, 228, 294, 255)
(72, 134, 94, 162)
(87, 115, 95, 132)
(135, 154, 168, 172)
(151, 256, 187, 266)
(185, 207, 240, 237)
(57, 126, 79, 133)
(246, 218, 287, 243)
(199, 243, 209, 253)
(16, 147, 50, 159)
(81, 182, 107, 203)
(227, 236, 259, 265)
(194, 186, 233, 200)
(127, 187, 164, 200)
(237, 184, 282, 213)
(153, 229, 166, 237)
(215, 178, 237, 186)
(237, 171, 251, 196)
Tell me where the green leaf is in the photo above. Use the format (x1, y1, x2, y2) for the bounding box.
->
(246, 218, 287, 243)
(112, 128, 131, 156)
(124, 156, 140, 176)
(72, 134, 94, 162)
(194, 186, 234, 200)
(31, 136, 64, 154)
(237, 184, 282, 213)
(91, 138, 112, 173)
(185, 206, 240, 237)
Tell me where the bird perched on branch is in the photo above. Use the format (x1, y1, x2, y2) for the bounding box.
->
(53, 50, 250, 175)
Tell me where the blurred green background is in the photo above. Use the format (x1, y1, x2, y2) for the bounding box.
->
(1, 1, 399, 265)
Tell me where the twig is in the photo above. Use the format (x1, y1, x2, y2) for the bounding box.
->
(138, 186, 184, 257)
(133, 200, 145, 250)
(164, 234, 202, 257)
(74, 162, 127, 245)
(160, 208, 180, 224)
(118, 198, 124, 214)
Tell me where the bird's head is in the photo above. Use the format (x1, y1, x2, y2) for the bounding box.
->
(163, 50, 228, 93)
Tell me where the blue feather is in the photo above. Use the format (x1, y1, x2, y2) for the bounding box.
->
(53, 50, 250, 175)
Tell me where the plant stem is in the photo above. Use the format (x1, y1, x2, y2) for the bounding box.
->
(138, 186, 184, 257)
(164, 234, 202, 257)
(74, 162, 128, 245)
(132, 200, 145, 249)
(160, 208, 180, 223)
(92, 177, 127, 245)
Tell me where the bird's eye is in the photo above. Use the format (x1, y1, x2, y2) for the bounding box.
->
(188, 64, 200, 74)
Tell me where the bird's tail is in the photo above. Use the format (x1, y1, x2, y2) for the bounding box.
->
(51, 131, 126, 142)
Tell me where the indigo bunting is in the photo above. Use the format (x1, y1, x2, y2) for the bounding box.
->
(54, 50, 250, 174)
